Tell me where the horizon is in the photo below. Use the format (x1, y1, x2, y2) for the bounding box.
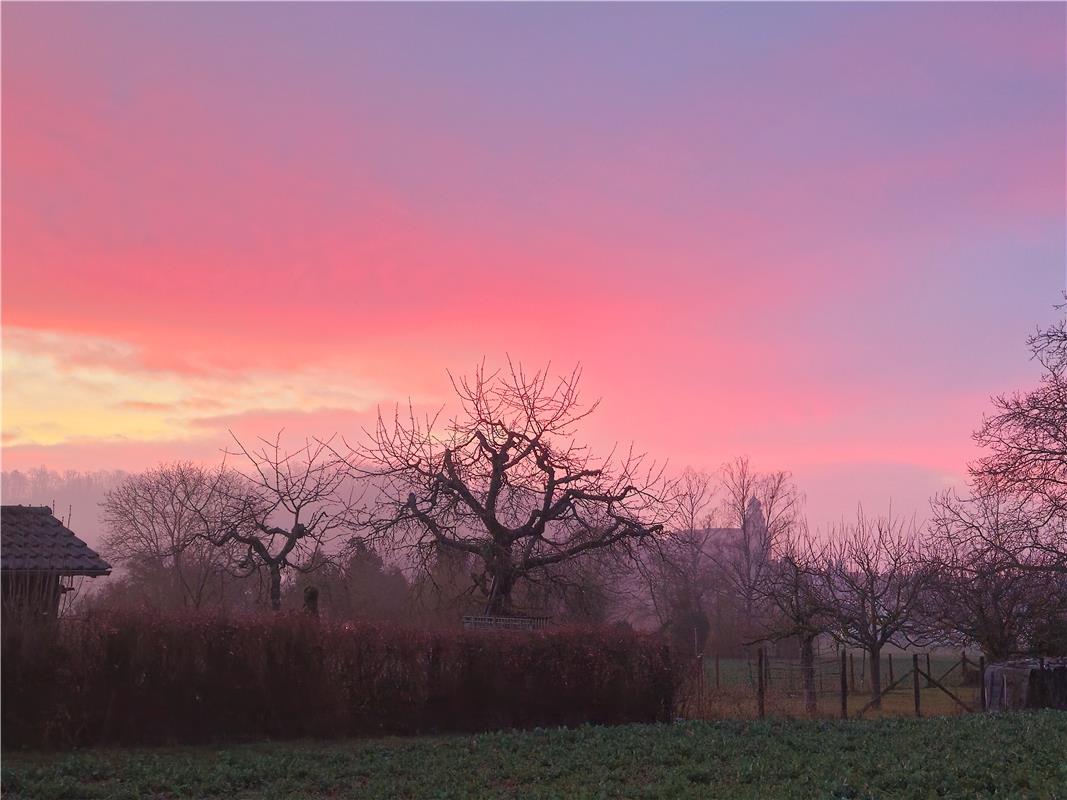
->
(3, 2, 1065, 534)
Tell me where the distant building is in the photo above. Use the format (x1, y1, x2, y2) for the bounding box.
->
(1, 505, 111, 617)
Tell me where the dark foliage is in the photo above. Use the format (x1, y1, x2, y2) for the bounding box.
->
(1, 613, 676, 749)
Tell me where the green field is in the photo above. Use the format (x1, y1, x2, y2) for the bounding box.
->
(4, 711, 1066, 799)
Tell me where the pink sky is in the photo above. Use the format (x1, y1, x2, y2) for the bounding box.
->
(3, 3, 1065, 531)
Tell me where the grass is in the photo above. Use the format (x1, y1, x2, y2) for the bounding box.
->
(4, 711, 1066, 799)
(691, 652, 980, 720)
(689, 684, 978, 721)
(703, 653, 974, 691)
(687, 657, 977, 725)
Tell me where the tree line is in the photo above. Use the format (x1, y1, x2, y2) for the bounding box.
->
(23, 313, 1066, 711)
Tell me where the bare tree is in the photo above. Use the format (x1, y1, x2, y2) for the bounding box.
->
(972, 306, 1067, 572)
(755, 524, 830, 714)
(204, 433, 363, 612)
(102, 463, 244, 611)
(819, 510, 932, 708)
(677, 468, 716, 537)
(928, 488, 1067, 659)
(354, 362, 674, 616)
(714, 458, 802, 634)
(642, 468, 718, 658)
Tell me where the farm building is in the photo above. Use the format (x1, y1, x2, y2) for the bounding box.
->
(1, 505, 111, 617)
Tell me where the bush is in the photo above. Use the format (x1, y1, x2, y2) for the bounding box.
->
(1, 612, 676, 748)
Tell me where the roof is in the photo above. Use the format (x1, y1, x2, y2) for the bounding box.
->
(1, 505, 111, 576)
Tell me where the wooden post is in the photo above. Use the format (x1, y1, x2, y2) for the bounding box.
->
(912, 654, 921, 717)
(861, 651, 866, 690)
(1037, 657, 1047, 707)
(715, 654, 721, 690)
(979, 655, 986, 711)
(925, 653, 933, 689)
(888, 653, 894, 684)
(663, 644, 674, 723)
(960, 651, 968, 681)
(757, 648, 766, 719)
(840, 649, 848, 719)
(849, 652, 855, 694)
(696, 652, 705, 709)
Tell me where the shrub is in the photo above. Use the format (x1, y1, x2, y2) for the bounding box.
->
(1, 612, 677, 748)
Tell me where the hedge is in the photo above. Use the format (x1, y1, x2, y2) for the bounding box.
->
(1, 612, 676, 748)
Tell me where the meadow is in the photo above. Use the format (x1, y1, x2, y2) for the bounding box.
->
(4, 712, 1065, 800)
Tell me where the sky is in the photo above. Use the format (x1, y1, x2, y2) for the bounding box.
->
(2, 2, 1065, 533)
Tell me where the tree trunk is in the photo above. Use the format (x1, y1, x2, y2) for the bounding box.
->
(869, 645, 882, 709)
(484, 571, 514, 615)
(268, 563, 282, 612)
(484, 545, 516, 615)
(800, 635, 817, 715)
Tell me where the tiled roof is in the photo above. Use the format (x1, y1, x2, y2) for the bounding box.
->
(1, 505, 111, 575)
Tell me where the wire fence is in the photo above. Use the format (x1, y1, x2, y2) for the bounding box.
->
(682, 648, 985, 720)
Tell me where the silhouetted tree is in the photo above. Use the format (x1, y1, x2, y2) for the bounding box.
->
(756, 525, 830, 714)
(102, 463, 245, 610)
(356, 362, 674, 616)
(819, 510, 932, 708)
(643, 468, 717, 658)
(204, 433, 364, 612)
(972, 306, 1067, 572)
(929, 488, 1067, 659)
(713, 458, 802, 639)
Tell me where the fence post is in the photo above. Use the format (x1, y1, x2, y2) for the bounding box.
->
(757, 648, 766, 719)
(861, 651, 866, 691)
(696, 652, 705, 710)
(715, 654, 721, 690)
(888, 653, 894, 685)
(926, 653, 933, 688)
(912, 654, 921, 718)
(1036, 657, 1047, 708)
(979, 655, 986, 711)
(663, 644, 674, 723)
(840, 648, 848, 719)
(960, 650, 968, 681)
(849, 652, 855, 694)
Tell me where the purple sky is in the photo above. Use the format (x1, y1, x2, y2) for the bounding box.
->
(3, 2, 1065, 532)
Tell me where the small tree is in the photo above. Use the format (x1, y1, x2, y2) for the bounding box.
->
(204, 433, 363, 612)
(643, 468, 717, 659)
(819, 510, 932, 708)
(713, 458, 801, 641)
(357, 362, 674, 616)
(102, 463, 243, 611)
(929, 488, 1067, 659)
(756, 525, 830, 714)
